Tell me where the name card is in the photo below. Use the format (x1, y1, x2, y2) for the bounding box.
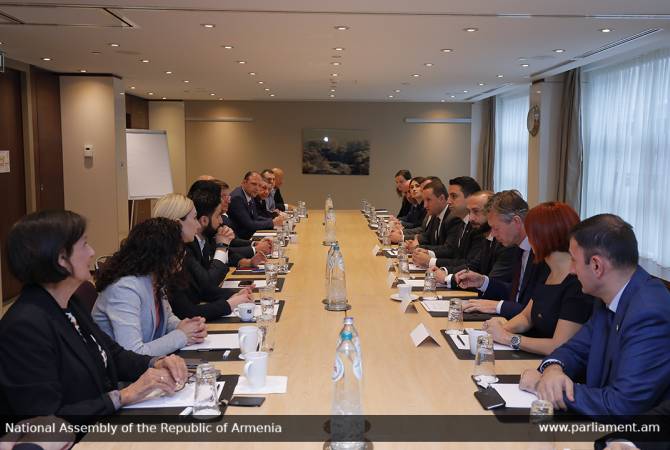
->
(386, 272, 396, 289)
(371, 244, 381, 257)
(410, 323, 439, 347)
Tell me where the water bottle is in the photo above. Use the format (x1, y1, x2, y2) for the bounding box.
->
(325, 194, 334, 222)
(325, 243, 337, 300)
(331, 331, 364, 449)
(327, 244, 348, 310)
(337, 317, 363, 375)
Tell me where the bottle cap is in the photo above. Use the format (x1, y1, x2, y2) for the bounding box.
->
(343, 317, 354, 324)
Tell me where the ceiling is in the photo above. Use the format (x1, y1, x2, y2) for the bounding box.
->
(1, 1, 669, 102)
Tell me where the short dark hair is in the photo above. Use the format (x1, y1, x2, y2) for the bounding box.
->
(189, 188, 221, 220)
(395, 169, 412, 180)
(261, 169, 273, 179)
(449, 176, 482, 198)
(244, 171, 260, 181)
(426, 176, 441, 183)
(423, 180, 448, 199)
(7, 210, 87, 285)
(188, 180, 221, 199)
(410, 176, 426, 186)
(570, 214, 639, 269)
(485, 190, 529, 222)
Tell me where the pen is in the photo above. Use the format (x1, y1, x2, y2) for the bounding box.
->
(179, 407, 193, 416)
(223, 350, 231, 359)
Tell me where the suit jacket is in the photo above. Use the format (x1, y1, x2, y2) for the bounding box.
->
(397, 196, 412, 219)
(545, 266, 670, 420)
(228, 186, 274, 239)
(434, 223, 485, 273)
(168, 262, 234, 321)
(482, 248, 550, 319)
(255, 196, 277, 219)
(0, 284, 151, 418)
(185, 239, 229, 285)
(403, 213, 429, 240)
(418, 210, 463, 250)
(92, 275, 187, 357)
(474, 236, 519, 282)
(222, 214, 256, 261)
(274, 187, 286, 212)
(400, 203, 426, 229)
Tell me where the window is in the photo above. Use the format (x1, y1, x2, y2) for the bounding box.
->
(494, 90, 530, 198)
(581, 48, 670, 278)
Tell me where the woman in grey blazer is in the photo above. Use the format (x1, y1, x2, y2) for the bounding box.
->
(92, 218, 207, 357)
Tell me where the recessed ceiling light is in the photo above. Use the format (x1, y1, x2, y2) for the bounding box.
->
(553, 49, 565, 53)
(248, 72, 256, 76)
(269, 94, 275, 97)
(463, 90, 469, 93)
(334, 26, 349, 31)
(440, 48, 453, 53)
(210, 93, 216, 96)
(330, 88, 336, 92)
(331, 73, 339, 77)
(202, 24, 215, 28)
(518, 57, 528, 61)
(237, 60, 247, 64)
(441, 99, 446, 102)
(424, 63, 433, 67)
(218, 97, 223, 100)
(120, 92, 125, 95)
(536, 90, 542, 94)
(464, 27, 478, 32)
(79, 69, 87, 73)
(0, 41, 3, 45)
(130, 86, 136, 89)
(109, 43, 119, 47)
(264, 88, 270, 91)
(258, 81, 264, 84)
(148, 92, 154, 95)
(331, 62, 341, 66)
(222, 45, 234, 50)
(329, 94, 336, 98)
(521, 63, 529, 67)
(411, 74, 421, 77)
(333, 47, 345, 51)
(497, 74, 504, 78)
(394, 89, 400, 93)
(183, 80, 190, 83)
(162, 96, 167, 99)
(450, 95, 456, 98)
(388, 95, 394, 98)
(140, 59, 150, 63)
(478, 82, 485, 86)
(41, 57, 52, 61)
(165, 71, 173, 74)
(600, 28, 612, 33)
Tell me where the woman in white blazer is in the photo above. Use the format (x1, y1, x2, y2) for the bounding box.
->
(92, 218, 207, 357)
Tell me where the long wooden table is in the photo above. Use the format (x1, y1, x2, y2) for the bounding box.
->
(79, 210, 591, 449)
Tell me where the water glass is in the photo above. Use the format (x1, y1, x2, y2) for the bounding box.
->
(259, 286, 275, 314)
(277, 256, 289, 273)
(265, 261, 278, 287)
(473, 334, 496, 381)
(271, 236, 281, 258)
(446, 299, 464, 335)
(423, 271, 437, 299)
(193, 363, 220, 418)
(257, 313, 276, 353)
(530, 399, 554, 423)
(397, 247, 410, 280)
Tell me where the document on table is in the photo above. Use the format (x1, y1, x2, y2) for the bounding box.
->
(408, 263, 427, 272)
(491, 384, 538, 408)
(253, 232, 277, 237)
(181, 333, 239, 350)
(221, 280, 268, 288)
(224, 303, 280, 318)
(399, 279, 425, 288)
(234, 376, 288, 395)
(123, 382, 224, 409)
(421, 300, 451, 313)
(449, 333, 515, 351)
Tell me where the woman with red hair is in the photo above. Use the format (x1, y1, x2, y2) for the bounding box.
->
(483, 202, 595, 355)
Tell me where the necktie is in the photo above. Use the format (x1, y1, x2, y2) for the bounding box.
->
(508, 249, 526, 303)
(433, 217, 441, 244)
(248, 200, 256, 217)
(457, 222, 469, 248)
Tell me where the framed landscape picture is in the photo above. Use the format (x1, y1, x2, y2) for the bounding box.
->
(302, 128, 370, 175)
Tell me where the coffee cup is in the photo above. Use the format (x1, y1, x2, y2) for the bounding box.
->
(238, 326, 260, 359)
(243, 351, 268, 388)
(235, 302, 255, 322)
(397, 284, 412, 300)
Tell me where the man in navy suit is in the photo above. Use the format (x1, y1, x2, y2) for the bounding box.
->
(520, 214, 670, 420)
(228, 171, 284, 239)
(453, 190, 550, 319)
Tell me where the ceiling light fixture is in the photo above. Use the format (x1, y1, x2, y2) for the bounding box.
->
(478, 82, 485, 86)
(450, 95, 456, 98)
(264, 88, 270, 91)
(109, 43, 119, 47)
(165, 71, 173, 74)
(237, 60, 247, 64)
(41, 57, 51, 61)
(440, 48, 453, 53)
(394, 89, 400, 93)
(331, 73, 339, 77)
(553, 49, 565, 53)
(388, 95, 394, 98)
(248, 72, 256, 76)
(412, 74, 420, 77)
(334, 26, 349, 31)
(130, 86, 136, 89)
(600, 28, 612, 33)
(222, 45, 233, 49)
(218, 97, 223, 100)
(140, 59, 150, 63)
(330, 89, 336, 92)
(333, 47, 344, 51)
(210, 93, 215, 96)
(162, 97, 167, 99)
(463, 90, 469, 93)
(464, 27, 478, 32)
(441, 99, 446, 102)
(258, 81, 264, 84)
(424, 63, 433, 67)
(79, 69, 87, 73)
(269, 94, 275, 97)
(148, 92, 154, 95)
(521, 63, 529, 67)
(497, 74, 504, 78)
(183, 80, 190, 83)
(331, 62, 341, 66)
(202, 24, 215, 28)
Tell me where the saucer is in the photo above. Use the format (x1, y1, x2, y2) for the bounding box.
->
(390, 294, 418, 302)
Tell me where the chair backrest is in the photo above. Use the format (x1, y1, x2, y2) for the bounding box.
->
(75, 280, 98, 314)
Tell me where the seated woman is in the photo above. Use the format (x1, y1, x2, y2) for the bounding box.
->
(399, 176, 427, 229)
(92, 218, 207, 357)
(152, 193, 251, 320)
(0, 210, 187, 418)
(482, 202, 594, 356)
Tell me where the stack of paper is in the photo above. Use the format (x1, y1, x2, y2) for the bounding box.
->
(420, 300, 451, 312)
(491, 384, 538, 408)
(234, 376, 287, 395)
(181, 334, 239, 351)
(123, 382, 224, 409)
(449, 334, 514, 351)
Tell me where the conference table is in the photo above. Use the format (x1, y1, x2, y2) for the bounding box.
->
(79, 210, 592, 450)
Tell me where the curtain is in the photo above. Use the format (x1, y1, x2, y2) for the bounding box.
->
(581, 48, 670, 278)
(494, 90, 530, 198)
(478, 97, 496, 190)
(556, 68, 584, 211)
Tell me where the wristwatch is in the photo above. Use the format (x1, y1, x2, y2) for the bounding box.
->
(510, 334, 521, 350)
(216, 242, 230, 249)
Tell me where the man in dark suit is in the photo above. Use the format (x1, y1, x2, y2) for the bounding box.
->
(412, 176, 483, 268)
(228, 172, 284, 239)
(519, 214, 670, 420)
(431, 190, 517, 284)
(454, 190, 550, 319)
(271, 167, 288, 212)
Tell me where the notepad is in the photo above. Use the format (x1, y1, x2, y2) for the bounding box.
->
(449, 333, 515, 351)
(181, 333, 239, 351)
(408, 263, 427, 272)
(421, 300, 451, 313)
(491, 383, 538, 408)
(221, 280, 268, 289)
(234, 376, 287, 395)
(224, 303, 280, 318)
(123, 382, 224, 409)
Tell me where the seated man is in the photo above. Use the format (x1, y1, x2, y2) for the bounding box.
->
(430, 190, 517, 286)
(228, 171, 284, 239)
(271, 167, 292, 212)
(519, 214, 670, 420)
(451, 190, 550, 319)
(389, 177, 434, 243)
(412, 176, 483, 268)
(255, 178, 281, 219)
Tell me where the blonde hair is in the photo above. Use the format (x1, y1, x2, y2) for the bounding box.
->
(152, 193, 194, 220)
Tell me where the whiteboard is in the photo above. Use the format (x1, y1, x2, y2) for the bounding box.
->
(126, 129, 174, 200)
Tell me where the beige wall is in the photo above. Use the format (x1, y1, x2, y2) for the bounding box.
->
(185, 101, 472, 210)
(60, 76, 128, 258)
(149, 101, 187, 194)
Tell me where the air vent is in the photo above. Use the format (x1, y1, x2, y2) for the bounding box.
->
(465, 83, 514, 101)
